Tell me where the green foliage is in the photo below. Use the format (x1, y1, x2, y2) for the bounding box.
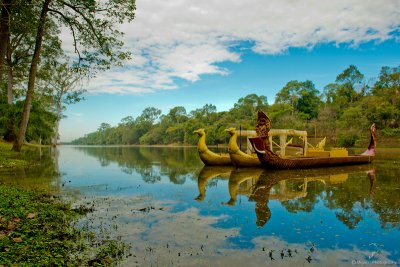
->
(0, 98, 56, 144)
(337, 133, 359, 147)
(0, 141, 30, 168)
(1, 0, 136, 150)
(381, 128, 400, 137)
(0, 185, 129, 266)
(275, 80, 320, 119)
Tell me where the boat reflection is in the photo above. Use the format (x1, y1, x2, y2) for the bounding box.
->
(226, 168, 264, 206)
(196, 164, 376, 228)
(367, 169, 376, 195)
(195, 166, 234, 201)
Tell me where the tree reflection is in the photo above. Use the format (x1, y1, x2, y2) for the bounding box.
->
(75, 146, 400, 231)
(222, 164, 399, 230)
(279, 178, 323, 214)
(0, 146, 61, 191)
(74, 146, 202, 184)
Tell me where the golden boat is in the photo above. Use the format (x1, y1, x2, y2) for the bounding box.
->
(225, 127, 262, 167)
(194, 128, 231, 166)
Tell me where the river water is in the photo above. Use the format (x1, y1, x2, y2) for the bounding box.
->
(1, 146, 399, 266)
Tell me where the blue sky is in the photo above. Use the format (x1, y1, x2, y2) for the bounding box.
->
(59, 0, 400, 142)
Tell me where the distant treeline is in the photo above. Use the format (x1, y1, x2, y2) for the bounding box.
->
(71, 64, 400, 147)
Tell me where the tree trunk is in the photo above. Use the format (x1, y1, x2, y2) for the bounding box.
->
(12, 0, 51, 152)
(7, 35, 13, 104)
(0, 0, 11, 79)
(52, 120, 60, 146)
(52, 102, 62, 147)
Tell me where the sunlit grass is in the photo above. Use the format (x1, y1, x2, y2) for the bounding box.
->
(0, 141, 30, 168)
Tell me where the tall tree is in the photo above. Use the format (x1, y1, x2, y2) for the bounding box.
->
(13, 0, 52, 151)
(276, 80, 320, 119)
(12, 0, 136, 151)
(335, 65, 365, 103)
(0, 0, 11, 79)
(40, 60, 85, 145)
(372, 66, 400, 105)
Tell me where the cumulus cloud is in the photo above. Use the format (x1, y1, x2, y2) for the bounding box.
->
(62, 0, 400, 94)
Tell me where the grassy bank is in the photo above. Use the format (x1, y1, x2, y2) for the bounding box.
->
(0, 141, 31, 168)
(0, 185, 129, 266)
(0, 141, 129, 266)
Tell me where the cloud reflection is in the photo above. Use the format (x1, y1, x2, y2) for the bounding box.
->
(75, 193, 396, 267)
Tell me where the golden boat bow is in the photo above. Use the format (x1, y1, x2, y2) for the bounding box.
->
(225, 127, 261, 167)
(194, 128, 232, 166)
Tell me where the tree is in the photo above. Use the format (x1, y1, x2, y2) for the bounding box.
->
(190, 104, 217, 125)
(231, 93, 268, 118)
(5, 3, 61, 106)
(275, 80, 320, 119)
(133, 107, 161, 144)
(372, 66, 400, 105)
(335, 65, 365, 103)
(275, 81, 300, 113)
(296, 81, 321, 120)
(138, 107, 162, 124)
(40, 60, 85, 145)
(12, 0, 52, 151)
(12, 0, 136, 151)
(0, 0, 11, 79)
(167, 106, 187, 124)
(97, 122, 111, 144)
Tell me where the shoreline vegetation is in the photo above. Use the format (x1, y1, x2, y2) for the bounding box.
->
(0, 141, 129, 266)
(68, 65, 400, 148)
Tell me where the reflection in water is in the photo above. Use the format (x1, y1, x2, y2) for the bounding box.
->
(74, 146, 202, 184)
(197, 164, 380, 229)
(368, 169, 376, 195)
(2, 146, 399, 266)
(248, 172, 273, 227)
(227, 168, 264, 206)
(195, 166, 233, 201)
(0, 146, 61, 192)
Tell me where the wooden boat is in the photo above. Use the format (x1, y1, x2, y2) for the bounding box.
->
(249, 111, 376, 169)
(194, 128, 231, 166)
(225, 127, 262, 167)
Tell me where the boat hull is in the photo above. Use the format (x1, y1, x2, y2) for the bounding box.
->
(198, 151, 231, 166)
(250, 136, 374, 170)
(229, 151, 262, 167)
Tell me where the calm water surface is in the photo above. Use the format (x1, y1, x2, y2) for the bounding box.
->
(1, 146, 399, 267)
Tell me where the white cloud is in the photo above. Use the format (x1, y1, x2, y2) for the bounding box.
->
(62, 0, 400, 94)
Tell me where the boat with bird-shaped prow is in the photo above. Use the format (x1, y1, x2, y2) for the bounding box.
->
(225, 127, 262, 167)
(194, 128, 232, 166)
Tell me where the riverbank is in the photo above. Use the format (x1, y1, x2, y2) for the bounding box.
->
(0, 185, 129, 266)
(0, 141, 30, 168)
(64, 134, 400, 148)
(0, 141, 129, 266)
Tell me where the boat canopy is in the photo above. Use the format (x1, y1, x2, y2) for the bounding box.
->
(236, 129, 308, 156)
